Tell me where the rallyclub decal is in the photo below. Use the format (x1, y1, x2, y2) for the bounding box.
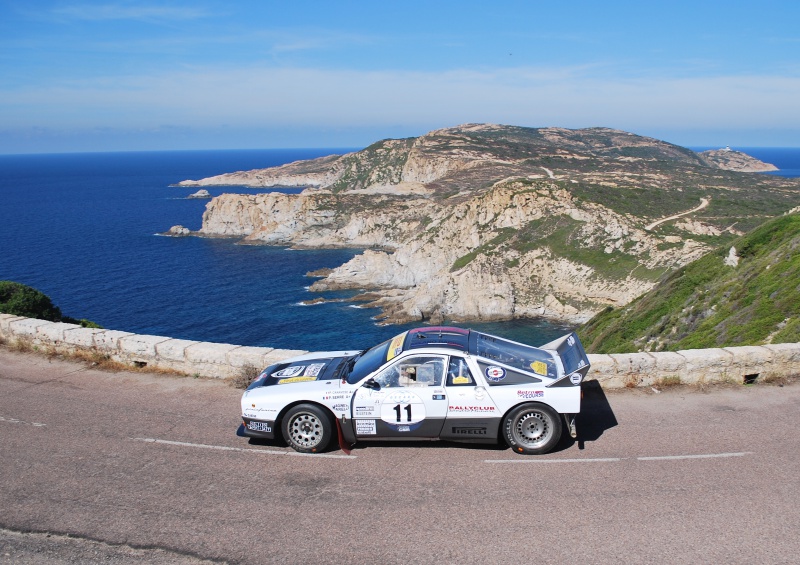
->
(448, 405, 496, 413)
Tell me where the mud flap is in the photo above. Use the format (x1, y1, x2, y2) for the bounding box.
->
(336, 418, 353, 455)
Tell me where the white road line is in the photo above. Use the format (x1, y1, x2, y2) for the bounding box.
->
(637, 452, 751, 461)
(0, 415, 47, 427)
(486, 452, 752, 464)
(131, 437, 357, 459)
(485, 457, 623, 464)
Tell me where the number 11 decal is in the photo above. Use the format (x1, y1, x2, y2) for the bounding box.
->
(393, 403, 412, 422)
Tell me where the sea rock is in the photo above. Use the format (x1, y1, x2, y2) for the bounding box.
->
(166, 225, 192, 236)
(188, 189, 211, 199)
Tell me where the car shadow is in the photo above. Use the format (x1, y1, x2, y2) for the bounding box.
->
(575, 380, 618, 450)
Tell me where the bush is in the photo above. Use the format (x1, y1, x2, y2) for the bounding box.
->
(0, 281, 101, 327)
(0, 281, 62, 321)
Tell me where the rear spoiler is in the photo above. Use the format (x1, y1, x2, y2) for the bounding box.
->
(541, 332, 591, 383)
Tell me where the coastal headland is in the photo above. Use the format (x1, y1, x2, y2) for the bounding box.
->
(174, 124, 800, 326)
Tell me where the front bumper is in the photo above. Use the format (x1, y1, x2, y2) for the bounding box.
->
(242, 417, 276, 439)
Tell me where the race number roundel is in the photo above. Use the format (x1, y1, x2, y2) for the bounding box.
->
(485, 365, 506, 382)
(380, 391, 426, 425)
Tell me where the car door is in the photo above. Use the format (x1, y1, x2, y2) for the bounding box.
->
(351, 354, 448, 438)
(439, 355, 501, 441)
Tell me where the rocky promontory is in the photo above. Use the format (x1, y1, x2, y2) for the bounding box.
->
(698, 147, 779, 173)
(173, 124, 800, 325)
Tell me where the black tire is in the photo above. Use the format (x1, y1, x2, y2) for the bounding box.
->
(282, 404, 333, 453)
(503, 403, 562, 455)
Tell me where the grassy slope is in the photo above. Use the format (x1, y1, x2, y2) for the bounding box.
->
(578, 213, 800, 353)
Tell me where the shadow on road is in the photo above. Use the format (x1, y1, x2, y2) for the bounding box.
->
(576, 380, 618, 450)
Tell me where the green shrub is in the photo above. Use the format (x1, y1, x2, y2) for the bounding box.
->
(0, 281, 101, 328)
(0, 281, 62, 321)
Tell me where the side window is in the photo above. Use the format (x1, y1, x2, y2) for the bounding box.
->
(373, 356, 445, 388)
(446, 357, 475, 386)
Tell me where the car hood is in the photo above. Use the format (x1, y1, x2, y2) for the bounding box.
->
(251, 351, 360, 388)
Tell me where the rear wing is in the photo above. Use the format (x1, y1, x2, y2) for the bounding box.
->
(541, 332, 591, 384)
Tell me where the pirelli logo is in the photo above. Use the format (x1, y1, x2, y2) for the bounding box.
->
(451, 426, 488, 436)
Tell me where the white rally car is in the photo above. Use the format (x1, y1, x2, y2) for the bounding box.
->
(240, 327, 590, 455)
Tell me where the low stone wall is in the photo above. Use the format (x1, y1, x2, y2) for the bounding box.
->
(2, 314, 799, 387)
(0, 314, 305, 380)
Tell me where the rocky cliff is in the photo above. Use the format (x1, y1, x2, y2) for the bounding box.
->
(176, 124, 800, 325)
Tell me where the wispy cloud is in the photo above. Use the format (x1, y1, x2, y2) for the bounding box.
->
(52, 3, 212, 22)
(4, 64, 799, 133)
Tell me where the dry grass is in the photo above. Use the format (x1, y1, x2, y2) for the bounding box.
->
(226, 363, 263, 389)
(1, 338, 189, 377)
(656, 375, 682, 388)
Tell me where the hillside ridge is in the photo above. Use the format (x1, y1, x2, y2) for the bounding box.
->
(172, 124, 800, 325)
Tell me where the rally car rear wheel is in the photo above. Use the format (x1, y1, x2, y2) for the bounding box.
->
(282, 404, 333, 453)
(503, 403, 562, 455)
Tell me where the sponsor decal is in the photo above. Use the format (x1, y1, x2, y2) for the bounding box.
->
(356, 420, 376, 435)
(305, 363, 326, 377)
(355, 405, 376, 416)
(278, 376, 317, 384)
(397, 425, 411, 432)
(247, 421, 272, 433)
(452, 375, 471, 384)
(485, 366, 506, 382)
(567, 335, 575, 346)
(243, 412, 257, 418)
(530, 361, 548, 376)
(432, 394, 446, 400)
(448, 405, 496, 413)
(570, 373, 582, 385)
(332, 403, 348, 411)
(386, 332, 408, 361)
(517, 390, 544, 399)
(452, 426, 488, 435)
(323, 393, 351, 400)
(273, 365, 305, 378)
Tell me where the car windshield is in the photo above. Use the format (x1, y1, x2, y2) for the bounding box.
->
(346, 339, 391, 384)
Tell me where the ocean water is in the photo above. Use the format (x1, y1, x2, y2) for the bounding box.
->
(0, 149, 574, 352)
(2, 147, 796, 352)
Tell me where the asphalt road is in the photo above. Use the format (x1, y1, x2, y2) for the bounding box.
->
(1, 348, 799, 564)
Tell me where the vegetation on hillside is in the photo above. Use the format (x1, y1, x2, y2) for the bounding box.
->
(0, 281, 101, 328)
(579, 213, 800, 353)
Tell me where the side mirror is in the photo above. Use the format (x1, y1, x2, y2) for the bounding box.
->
(363, 378, 380, 390)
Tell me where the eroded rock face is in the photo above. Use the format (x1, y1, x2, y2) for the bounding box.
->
(177, 124, 799, 324)
(698, 148, 779, 172)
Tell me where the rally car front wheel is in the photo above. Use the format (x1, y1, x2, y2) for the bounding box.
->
(282, 404, 333, 453)
(503, 403, 562, 455)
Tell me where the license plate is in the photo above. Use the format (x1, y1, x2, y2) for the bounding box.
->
(247, 421, 272, 432)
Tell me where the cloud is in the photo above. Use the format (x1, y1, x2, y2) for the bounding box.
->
(2, 64, 799, 149)
(52, 3, 211, 22)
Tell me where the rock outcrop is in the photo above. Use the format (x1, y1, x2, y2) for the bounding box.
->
(698, 147, 779, 172)
(174, 124, 800, 325)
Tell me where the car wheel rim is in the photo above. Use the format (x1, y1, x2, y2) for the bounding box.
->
(515, 411, 550, 448)
(288, 412, 323, 448)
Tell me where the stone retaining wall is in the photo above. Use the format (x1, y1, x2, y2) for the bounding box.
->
(2, 314, 799, 387)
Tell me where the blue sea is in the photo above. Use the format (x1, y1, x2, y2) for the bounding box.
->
(0, 148, 576, 352)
